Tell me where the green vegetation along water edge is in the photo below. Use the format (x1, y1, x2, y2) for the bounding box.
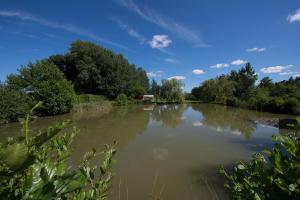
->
(191, 63, 300, 115)
(1, 41, 299, 126)
(220, 117, 300, 199)
(0, 103, 116, 199)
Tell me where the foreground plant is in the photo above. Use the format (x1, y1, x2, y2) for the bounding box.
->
(0, 103, 116, 199)
(220, 118, 300, 199)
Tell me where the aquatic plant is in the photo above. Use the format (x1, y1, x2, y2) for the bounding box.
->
(0, 103, 116, 199)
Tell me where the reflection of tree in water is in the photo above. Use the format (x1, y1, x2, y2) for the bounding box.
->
(151, 104, 186, 128)
(73, 105, 150, 148)
(191, 104, 257, 139)
(0, 105, 150, 165)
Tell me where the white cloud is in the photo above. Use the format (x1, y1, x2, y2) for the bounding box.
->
(147, 71, 163, 78)
(167, 76, 185, 80)
(231, 59, 247, 65)
(293, 74, 300, 78)
(192, 69, 205, 75)
(0, 10, 128, 50)
(279, 71, 298, 76)
(210, 63, 229, 69)
(112, 18, 146, 44)
(260, 65, 293, 74)
(165, 58, 179, 64)
(149, 35, 172, 49)
(247, 47, 266, 52)
(287, 9, 300, 23)
(116, 0, 209, 47)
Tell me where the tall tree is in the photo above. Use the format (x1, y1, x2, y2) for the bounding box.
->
(150, 79, 160, 97)
(48, 40, 149, 99)
(160, 79, 184, 102)
(229, 62, 257, 99)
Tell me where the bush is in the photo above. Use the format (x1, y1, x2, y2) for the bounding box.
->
(7, 60, 75, 115)
(0, 85, 33, 123)
(0, 104, 116, 199)
(116, 93, 128, 106)
(220, 117, 300, 199)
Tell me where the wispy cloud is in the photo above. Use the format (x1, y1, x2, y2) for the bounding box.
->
(231, 59, 247, 65)
(287, 9, 300, 23)
(147, 70, 163, 78)
(115, 0, 208, 47)
(165, 58, 179, 64)
(149, 35, 172, 49)
(279, 71, 299, 76)
(192, 69, 205, 75)
(210, 63, 229, 69)
(5, 30, 38, 39)
(247, 47, 266, 52)
(0, 10, 128, 50)
(112, 18, 146, 44)
(260, 65, 293, 74)
(167, 76, 185, 80)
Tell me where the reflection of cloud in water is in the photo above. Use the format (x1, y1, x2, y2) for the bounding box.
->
(231, 130, 241, 136)
(143, 105, 155, 111)
(193, 121, 203, 127)
(216, 127, 222, 132)
(181, 116, 186, 120)
(260, 124, 277, 129)
(152, 148, 170, 161)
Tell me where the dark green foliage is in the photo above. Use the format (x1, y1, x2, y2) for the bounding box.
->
(228, 63, 257, 99)
(191, 63, 300, 115)
(150, 79, 160, 98)
(48, 40, 149, 99)
(184, 92, 196, 101)
(220, 120, 300, 199)
(0, 104, 116, 199)
(7, 60, 75, 115)
(0, 84, 33, 123)
(116, 93, 128, 106)
(191, 75, 235, 104)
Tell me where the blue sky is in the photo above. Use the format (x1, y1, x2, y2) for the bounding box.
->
(0, 0, 300, 91)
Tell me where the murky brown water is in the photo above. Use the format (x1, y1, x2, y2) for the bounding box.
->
(0, 104, 293, 200)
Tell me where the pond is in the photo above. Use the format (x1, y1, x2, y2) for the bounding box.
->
(0, 104, 293, 199)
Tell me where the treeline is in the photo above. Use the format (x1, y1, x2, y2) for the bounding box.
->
(149, 79, 184, 103)
(0, 40, 149, 123)
(191, 63, 300, 115)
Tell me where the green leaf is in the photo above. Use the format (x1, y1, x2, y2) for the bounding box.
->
(0, 142, 29, 171)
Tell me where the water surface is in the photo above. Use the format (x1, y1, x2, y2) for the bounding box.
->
(0, 104, 292, 200)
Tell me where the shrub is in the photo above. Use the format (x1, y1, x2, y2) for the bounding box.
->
(7, 60, 75, 115)
(220, 117, 300, 199)
(0, 85, 33, 123)
(0, 103, 116, 199)
(116, 93, 128, 106)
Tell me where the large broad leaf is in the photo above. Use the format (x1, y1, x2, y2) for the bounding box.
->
(31, 121, 69, 147)
(0, 142, 29, 171)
